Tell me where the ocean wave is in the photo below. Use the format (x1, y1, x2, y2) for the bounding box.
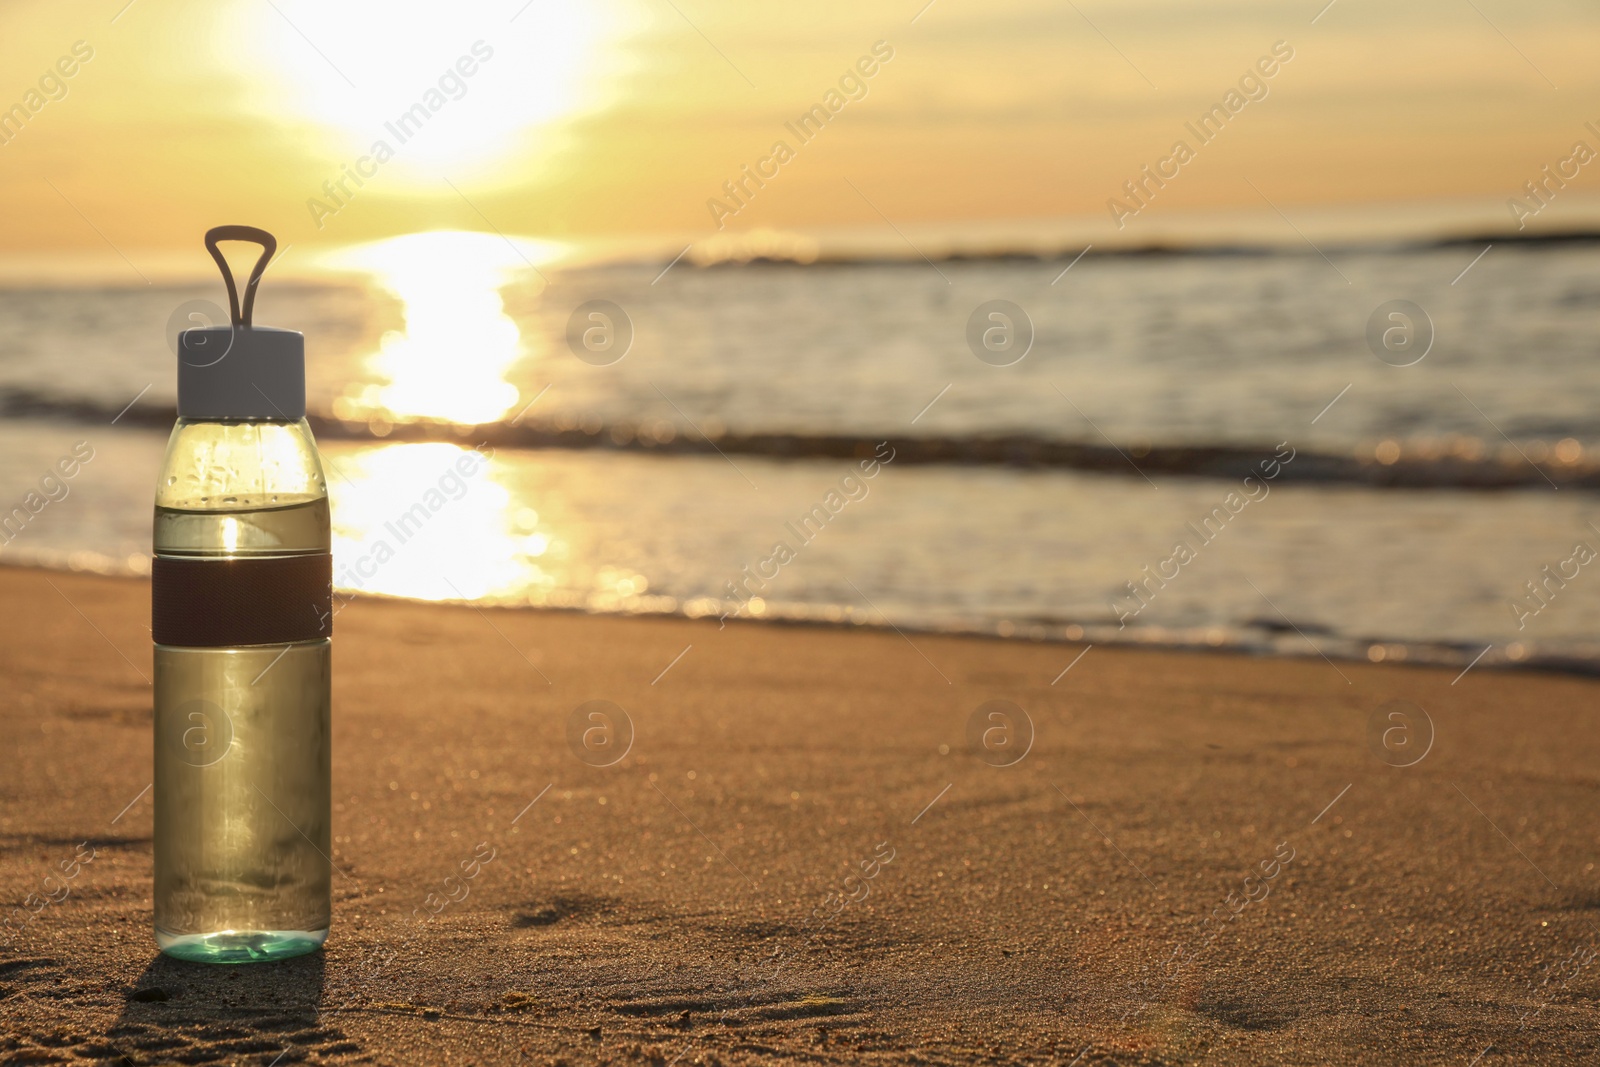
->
(666, 228, 1600, 269)
(0, 387, 1589, 490)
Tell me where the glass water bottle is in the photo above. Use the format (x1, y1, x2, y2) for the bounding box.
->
(152, 226, 332, 963)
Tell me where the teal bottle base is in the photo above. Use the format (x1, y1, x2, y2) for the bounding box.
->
(155, 927, 327, 964)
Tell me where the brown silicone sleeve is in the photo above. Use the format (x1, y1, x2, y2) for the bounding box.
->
(152, 553, 332, 647)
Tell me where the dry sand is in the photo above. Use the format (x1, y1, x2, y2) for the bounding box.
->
(1, 566, 1597, 1065)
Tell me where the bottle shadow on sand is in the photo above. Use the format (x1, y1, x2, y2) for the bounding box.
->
(109, 950, 359, 1063)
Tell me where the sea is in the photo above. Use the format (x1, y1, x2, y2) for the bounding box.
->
(1, 230, 1596, 674)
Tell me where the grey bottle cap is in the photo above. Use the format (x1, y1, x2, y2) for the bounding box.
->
(176, 225, 305, 421)
(177, 325, 305, 420)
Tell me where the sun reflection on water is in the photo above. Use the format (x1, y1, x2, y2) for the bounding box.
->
(322, 231, 559, 427)
(330, 441, 541, 602)
(327, 440, 669, 610)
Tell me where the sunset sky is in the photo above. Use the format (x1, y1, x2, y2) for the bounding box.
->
(2, 0, 1599, 262)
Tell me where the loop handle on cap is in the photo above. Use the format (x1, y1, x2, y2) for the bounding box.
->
(203, 225, 277, 328)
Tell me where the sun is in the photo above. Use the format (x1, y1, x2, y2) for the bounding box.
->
(225, 0, 629, 178)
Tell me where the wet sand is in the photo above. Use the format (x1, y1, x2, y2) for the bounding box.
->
(2, 565, 1597, 1065)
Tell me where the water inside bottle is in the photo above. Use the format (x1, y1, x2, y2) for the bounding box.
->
(153, 497, 331, 964)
